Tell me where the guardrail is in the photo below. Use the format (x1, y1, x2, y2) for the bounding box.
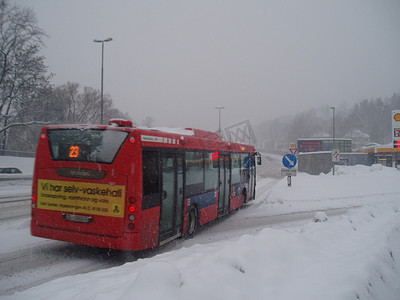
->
(0, 194, 31, 204)
(0, 150, 35, 157)
(0, 174, 33, 181)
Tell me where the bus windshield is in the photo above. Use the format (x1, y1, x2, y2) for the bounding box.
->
(47, 128, 129, 164)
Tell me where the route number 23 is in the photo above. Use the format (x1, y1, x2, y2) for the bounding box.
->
(69, 145, 80, 158)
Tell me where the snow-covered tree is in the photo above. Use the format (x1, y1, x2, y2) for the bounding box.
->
(142, 116, 154, 127)
(0, 0, 52, 151)
(51, 82, 128, 125)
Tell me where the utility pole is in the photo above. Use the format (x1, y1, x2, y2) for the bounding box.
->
(330, 106, 336, 175)
(215, 107, 224, 136)
(94, 37, 113, 124)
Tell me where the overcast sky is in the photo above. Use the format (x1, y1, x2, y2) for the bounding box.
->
(12, 0, 400, 131)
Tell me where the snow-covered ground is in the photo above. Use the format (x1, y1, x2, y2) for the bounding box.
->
(1, 156, 400, 299)
(0, 156, 34, 197)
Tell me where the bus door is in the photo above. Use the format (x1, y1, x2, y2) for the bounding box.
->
(218, 154, 230, 216)
(159, 152, 184, 244)
(247, 155, 256, 200)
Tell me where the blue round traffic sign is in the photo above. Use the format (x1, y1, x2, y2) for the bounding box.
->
(282, 153, 297, 169)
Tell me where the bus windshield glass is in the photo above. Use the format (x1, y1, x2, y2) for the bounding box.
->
(47, 129, 129, 164)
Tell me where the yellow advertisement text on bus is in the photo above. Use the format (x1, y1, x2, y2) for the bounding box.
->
(37, 179, 125, 218)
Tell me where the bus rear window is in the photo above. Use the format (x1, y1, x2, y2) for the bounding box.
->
(47, 129, 129, 164)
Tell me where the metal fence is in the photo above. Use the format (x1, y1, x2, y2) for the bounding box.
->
(0, 150, 36, 158)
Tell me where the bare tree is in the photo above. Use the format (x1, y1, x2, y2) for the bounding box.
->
(0, 0, 52, 151)
(52, 82, 129, 124)
(51, 82, 99, 123)
(142, 116, 154, 127)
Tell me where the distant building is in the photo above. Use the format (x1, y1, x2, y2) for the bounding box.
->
(357, 144, 400, 168)
(297, 138, 352, 153)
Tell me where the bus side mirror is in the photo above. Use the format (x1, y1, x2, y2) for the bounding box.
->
(257, 156, 262, 165)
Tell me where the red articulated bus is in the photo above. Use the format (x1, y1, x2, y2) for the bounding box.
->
(31, 119, 259, 251)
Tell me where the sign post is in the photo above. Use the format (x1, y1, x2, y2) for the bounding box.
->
(331, 149, 340, 175)
(393, 111, 400, 147)
(289, 142, 298, 155)
(393, 111, 400, 168)
(282, 153, 297, 187)
(332, 150, 340, 162)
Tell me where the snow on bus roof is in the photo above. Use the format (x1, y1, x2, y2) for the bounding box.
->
(138, 127, 223, 141)
(138, 127, 195, 136)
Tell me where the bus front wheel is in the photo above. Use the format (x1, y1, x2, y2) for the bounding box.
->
(185, 207, 198, 239)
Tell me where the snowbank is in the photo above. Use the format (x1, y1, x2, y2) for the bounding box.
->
(259, 164, 400, 216)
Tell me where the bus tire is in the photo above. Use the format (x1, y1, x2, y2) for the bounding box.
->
(242, 189, 247, 205)
(185, 206, 198, 239)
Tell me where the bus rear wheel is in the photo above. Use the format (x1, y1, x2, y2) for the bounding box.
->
(242, 189, 247, 205)
(185, 207, 198, 239)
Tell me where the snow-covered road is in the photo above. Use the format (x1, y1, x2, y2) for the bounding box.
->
(0, 198, 30, 222)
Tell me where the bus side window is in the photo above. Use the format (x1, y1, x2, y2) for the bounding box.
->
(185, 151, 204, 196)
(205, 152, 219, 190)
(142, 151, 161, 210)
(241, 153, 249, 182)
(231, 153, 241, 185)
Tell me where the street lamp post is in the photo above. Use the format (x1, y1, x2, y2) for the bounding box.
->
(94, 37, 112, 124)
(215, 107, 224, 136)
(330, 106, 336, 175)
